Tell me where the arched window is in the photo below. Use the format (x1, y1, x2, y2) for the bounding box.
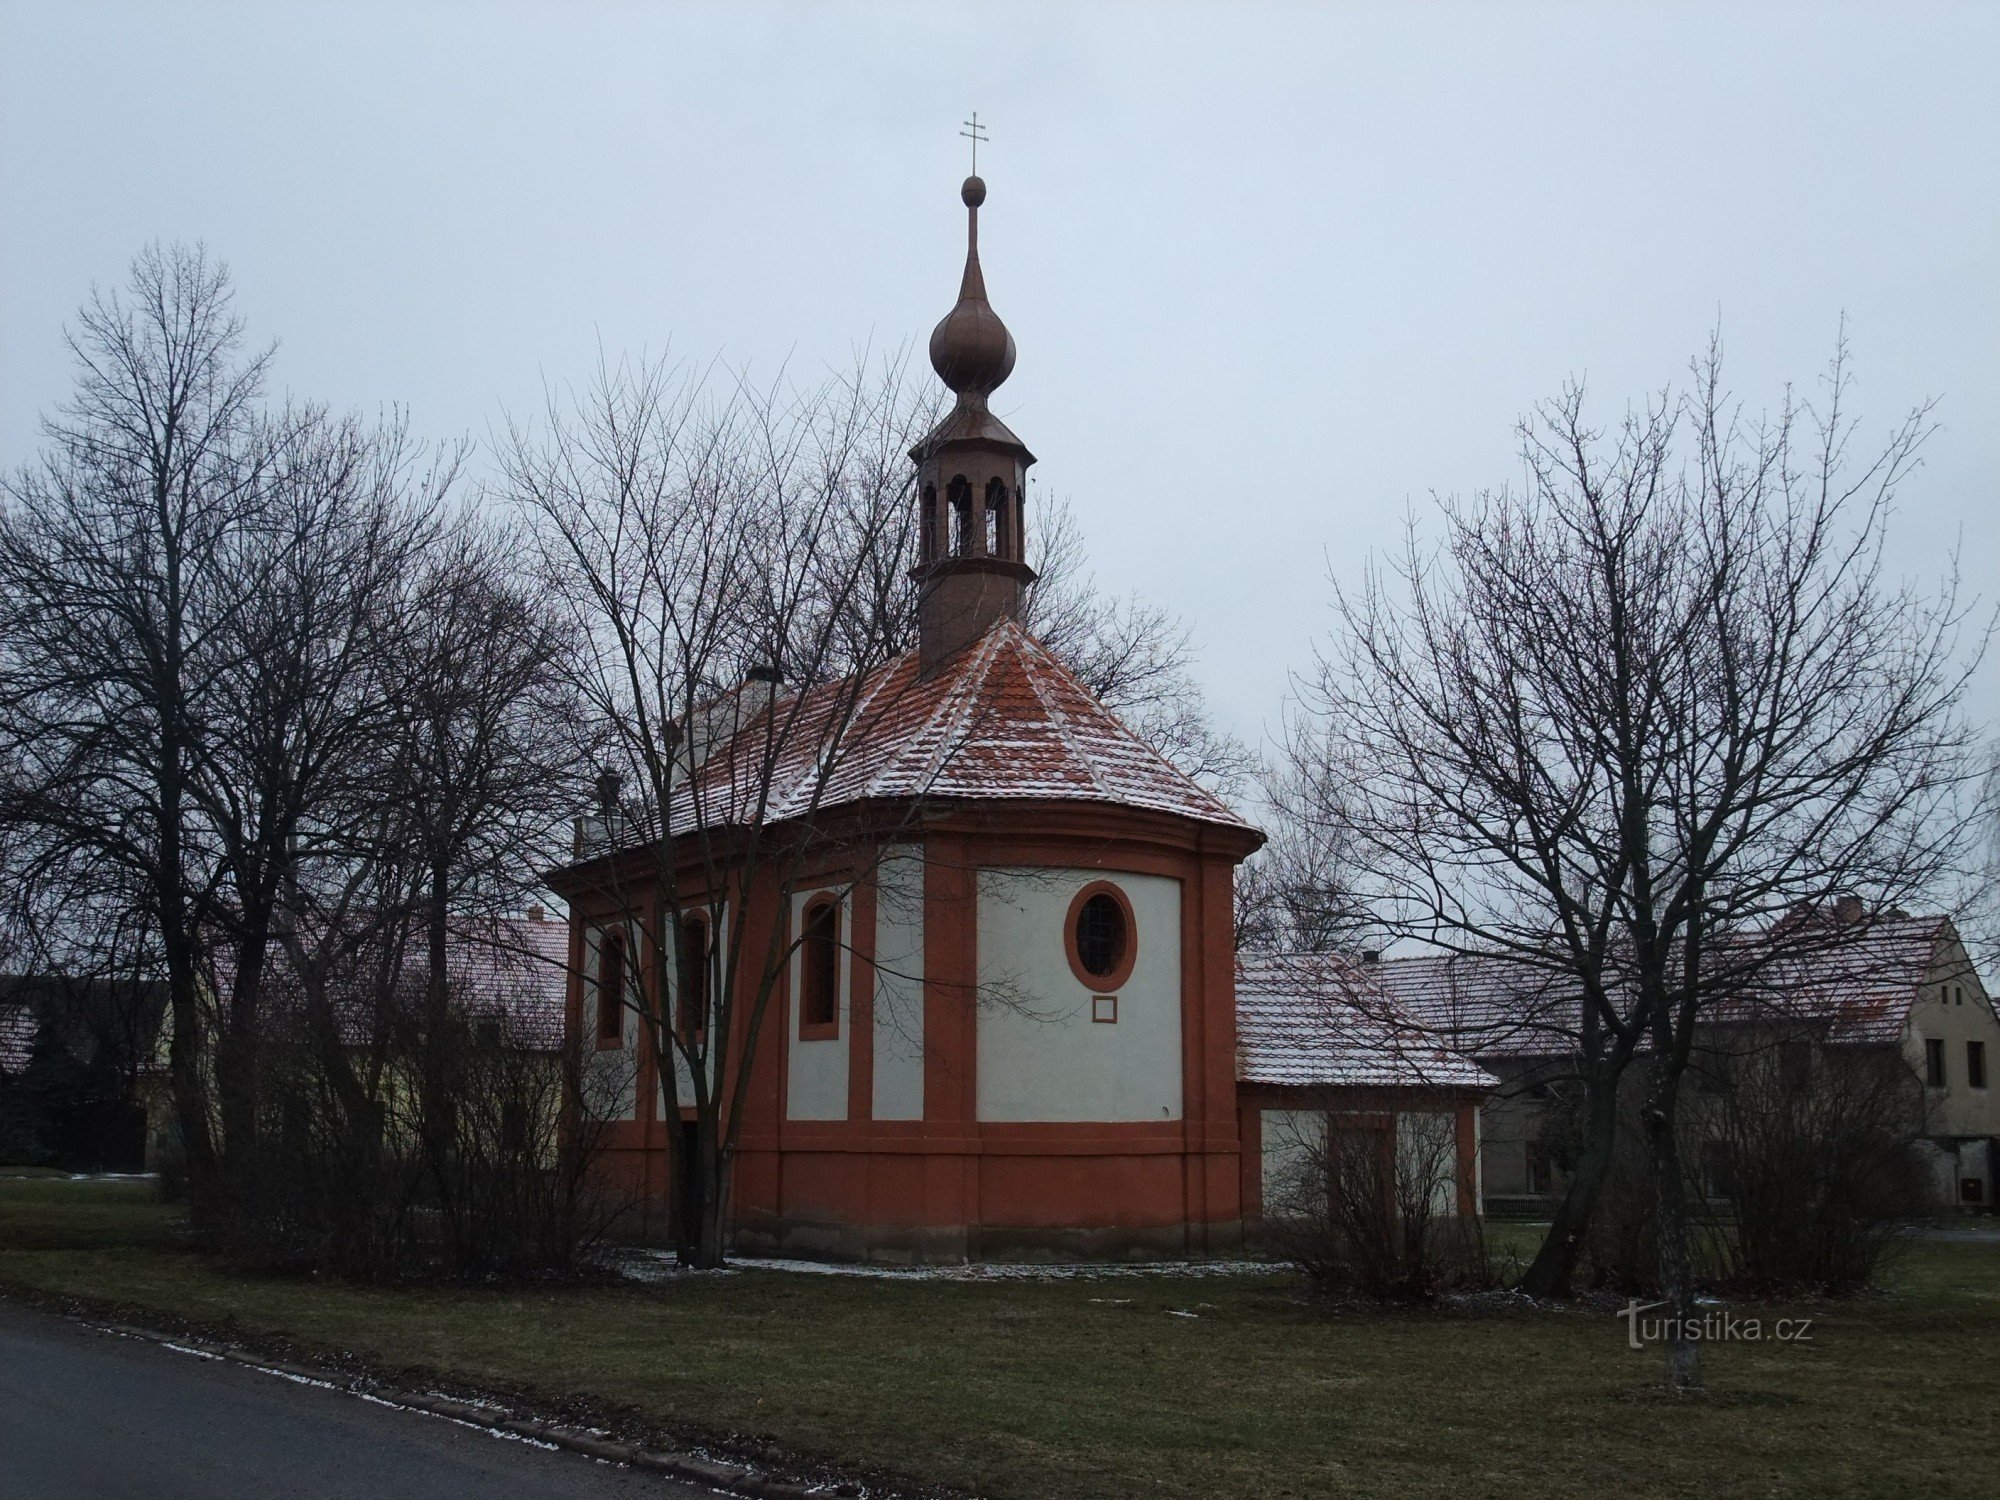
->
(596, 930, 626, 1045)
(948, 476, 974, 556)
(984, 478, 1009, 559)
(800, 898, 840, 1034)
(1065, 881, 1138, 992)
(677, 914, 709, 1041)
(920, 483, 938, 561)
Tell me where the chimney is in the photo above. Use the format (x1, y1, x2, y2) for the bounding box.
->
(1360, 949, 1381, 965)
(684, 666, 785, 773)
(1833, 894, 1866, 925)
(527, 904, 547, 923)
(593, 768, 622, 814)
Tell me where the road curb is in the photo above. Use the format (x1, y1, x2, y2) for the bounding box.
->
(85, 1316, 839, 1498)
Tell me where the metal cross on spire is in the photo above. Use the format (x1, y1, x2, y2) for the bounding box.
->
(960, 112, 988, 175)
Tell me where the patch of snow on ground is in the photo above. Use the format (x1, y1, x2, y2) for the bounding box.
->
(612, 1249, 1274, 1284)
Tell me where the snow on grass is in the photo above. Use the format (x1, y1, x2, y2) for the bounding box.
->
(612, 1248, 1274, 1284)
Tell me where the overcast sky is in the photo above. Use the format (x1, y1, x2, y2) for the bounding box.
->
(4, 1, 1996, 760)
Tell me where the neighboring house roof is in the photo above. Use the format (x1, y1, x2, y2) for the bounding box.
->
(1375, 953, 1584, 1062)
(202, 915, 570, 1053)
(0, 1003, 37, 1076)
(1376, 914, 1969, 1060)
(1235, 951, 1497, 1091)
(609, 619, 1257, 851)
(455, 916, 569, 1049)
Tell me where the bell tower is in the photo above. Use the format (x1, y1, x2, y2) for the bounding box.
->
(912, 171, 1037, 673)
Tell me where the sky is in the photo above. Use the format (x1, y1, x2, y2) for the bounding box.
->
(3, 1, 1996, 763)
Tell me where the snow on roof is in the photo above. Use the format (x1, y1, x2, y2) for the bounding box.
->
(1377, 914, 1964, 1059)
(0, 1004, 36, 1075)
(1235, 951, 1496, 1091)
(623, 619, 1257, 849)
(453, 916, 569, 1049)
(204, 915, 570, 1052)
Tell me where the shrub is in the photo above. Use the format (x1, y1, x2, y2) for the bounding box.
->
(1264, 1104, 1493, 1302)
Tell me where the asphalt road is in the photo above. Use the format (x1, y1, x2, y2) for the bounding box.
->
(0, 1301, 707, 1500)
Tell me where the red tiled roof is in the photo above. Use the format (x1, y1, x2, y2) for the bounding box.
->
(657, 619, 1257, 840)
(1377, 915, 1966, 1058)
(203, 916, 570, 1053)
(1235, 951, 1496, 1091)
(0, 1004, 36, 1075)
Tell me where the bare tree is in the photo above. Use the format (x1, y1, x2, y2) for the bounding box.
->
(1025, 494, 1257, 801)
(1262, 1098, 1488, 1301)
(1235, 731, 1372, 954)
(0, 243, 272, 1207)
(505, 350, 947, 1268)
(0, 244, 565, 1245)
(1295, 335, 1982, 1388)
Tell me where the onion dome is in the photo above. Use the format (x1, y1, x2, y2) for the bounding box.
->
(928, 175, 1017, 398)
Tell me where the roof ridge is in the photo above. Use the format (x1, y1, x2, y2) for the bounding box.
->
(821, 648, 912, 803)
(1008, 625, 1239, 818)
(892, 624, 1012, 796)
(1014, 628, 1117, 800)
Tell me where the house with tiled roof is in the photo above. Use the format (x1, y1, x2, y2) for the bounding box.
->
(546, 172, 1490, 1261)
(1235, 952, 1495, 1221)
(136, 914, 569, 1171)
(1372, 913, 2000, 1214)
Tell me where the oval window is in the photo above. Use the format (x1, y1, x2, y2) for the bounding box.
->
(1075, 893, 1127, 979)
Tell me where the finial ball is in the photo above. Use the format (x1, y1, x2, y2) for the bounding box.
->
(961, 175, 987, 208)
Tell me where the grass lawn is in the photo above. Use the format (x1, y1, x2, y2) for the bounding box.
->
(2, 1177, 1995, 1499)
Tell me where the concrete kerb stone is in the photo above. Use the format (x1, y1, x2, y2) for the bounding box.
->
(69, 1312, 838, 1498)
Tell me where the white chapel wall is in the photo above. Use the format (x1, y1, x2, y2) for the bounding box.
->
(872, 846, 926, 1121)
(657, 906, 726, 1117)
(786, 888, 851, 1121)
(974, 868, 1182, 1123)
(581, 922, 638, 1121)
(1260, 1108, 1322, 1216)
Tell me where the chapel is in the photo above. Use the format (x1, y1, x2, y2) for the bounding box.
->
(549, 172, 1488, 1261)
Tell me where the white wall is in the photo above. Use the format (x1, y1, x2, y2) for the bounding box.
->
(657, 906, 726, 1117)
(872, 847, 925, 1121)
(1906, 939, 2000, 1141)
(974, 869, 1183, 1123)
(786, 889, 851, 1121)
(582, 922, 638, 1120)
(1261, 1108, 1323, 1215)
(1397, 1111, 1460, 1217)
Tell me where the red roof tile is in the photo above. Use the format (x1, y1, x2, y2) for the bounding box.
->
(655, 619, 1257, 840)
(1377, 915, 1969, 1058)
(1235, 951, 1496, 1090)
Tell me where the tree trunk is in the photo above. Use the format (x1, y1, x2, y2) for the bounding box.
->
(1517, 1071, 1620, 1298)
(1642, 1066, 1701, 1392)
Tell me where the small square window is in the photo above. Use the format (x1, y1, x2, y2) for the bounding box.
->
(1091, 994, 1119, 1024)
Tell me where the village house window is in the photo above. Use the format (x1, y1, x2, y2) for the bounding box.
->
(678, 914, 710, 1042)
(1969, 1040, 1987, 1090)
(1700, 1141, 1735, 1201)
(596, 930, 627, 1047)
(1925, 1036, 1946, 1088)
(1525, 1143, 1554, 1196)
(1779, 1038, 1812, 1093)
(799, 898, 840, 1036)
(1065, 881, 1138, 992)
